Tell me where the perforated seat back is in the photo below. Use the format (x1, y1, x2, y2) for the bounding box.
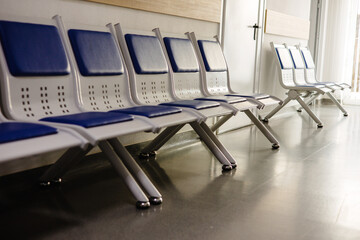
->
(163, 37, 204, 99)
(61, 22, 135, 112)
(289, 48, 307, 85)
(300, 48, 317, 83)
(274, 47, 296, 87)
(0, 20, 80, 120)
(123, 33, 175, 105)
(196, 40, 229, 95)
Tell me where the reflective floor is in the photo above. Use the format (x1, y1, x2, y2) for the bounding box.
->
(1, 105, 360, 239)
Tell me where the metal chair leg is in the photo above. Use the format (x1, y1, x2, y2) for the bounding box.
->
(261, 96, 292, 122)
(296, 96, 323, 127)
(326, 92, 348, 116)
(190, 122, 232, 171)
(199, 122, 238, 168)
(108, 138, 162, 205)
(243, 109, 280, 149)
(39, 145, 93, 186)
(297, 93, 319, 112)
(211, 114, 232, 132)
(140, 124, 185, 157)
(98, 141, 150, 209)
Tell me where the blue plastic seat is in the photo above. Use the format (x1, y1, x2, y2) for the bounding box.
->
(226, 93, 270, 100)
(41, 112, 133, 128)
(160, 100, 219, 110)
(0, 20, 70, 76)
(0, 122, 57, 144)
(195, 96, 246, 104)
(111, 105, 182, 118)
(68, 29, 124, 76)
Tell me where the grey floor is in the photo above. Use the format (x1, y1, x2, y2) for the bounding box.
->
(1, 104, 360, 240)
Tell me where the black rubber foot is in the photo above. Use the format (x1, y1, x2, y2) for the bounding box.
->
(272, 143, 280, 149)
(317, 124, 323, 128)
(149, 197, 163, 205)
(344, 113, 348, 117)
(297, 109, 302, 112)
(222, 165, 232, 171)
(139, 152, 150, 159)
(136, 201, 151, 209)
(231, 163, 237, 169)
(39, 181, 51, 187)
(149, 151, 157, 157)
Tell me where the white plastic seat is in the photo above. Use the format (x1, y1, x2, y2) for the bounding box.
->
(153, 29, 280, 149)
(115, 23, 241, 171)
(288, 45, 348, 116)
(0, 16, 166, 209)
(262, 43, 333, 127)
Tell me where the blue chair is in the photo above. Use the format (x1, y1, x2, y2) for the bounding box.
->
(154, 30, 279, 149)
(288, 45, 348, 116)
(0, 17, 163, 208)
(115, 23, 243, 171)
(188, 33, 283, 109)
(262, 43, 333, 128)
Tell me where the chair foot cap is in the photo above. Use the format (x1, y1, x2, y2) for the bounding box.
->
(272, 144, 280, 149)
(136, 201, 151, 209)
(149, 197, 163, 205)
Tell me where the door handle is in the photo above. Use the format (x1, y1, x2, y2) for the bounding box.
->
(248, 23, 261, 40)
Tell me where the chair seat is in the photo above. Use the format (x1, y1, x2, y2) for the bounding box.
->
(296, 85, 316, 88)
(226, 93, 270, 100)
(195, 95, 246, 104)
(111, 105, 182, 118)
(160, 100, 220, 110)
(41, 112, 133, 128)
(0, 122, 57, 144)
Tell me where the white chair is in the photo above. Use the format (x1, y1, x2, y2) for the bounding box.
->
(154, 29, 280, 149)
(0, 16, 165, 208)
(262, 43, 334, 128)
(115, 23, 242, 170)
(288, 45, 348, 116)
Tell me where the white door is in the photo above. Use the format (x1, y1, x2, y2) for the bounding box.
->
(218, 0, 264, 133)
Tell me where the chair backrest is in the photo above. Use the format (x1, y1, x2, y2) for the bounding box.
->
(270, 42, 296, 88)
(115, 25, 177, 105)
(288, 46, 307, 85)
(192, 37, 230, 95)
(0, 18, 80, 120)
(299, 47, 317, 83)
(161, 35, 205, 100)
(56, 17, 135, 112)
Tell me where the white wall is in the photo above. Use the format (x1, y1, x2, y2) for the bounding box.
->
(0, 0, 220, 175)
(259, 0, 311, 113)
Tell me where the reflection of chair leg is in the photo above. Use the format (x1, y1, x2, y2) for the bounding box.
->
(243, 109, 279, 149)
(297, 93, 319, 112)
(140, 124, 185, 157)
(98, 141, 150, 209)
(211, 114, 232, 132)
(190, 122, 232, 171)
(261, 96, 292, 122)
(326, 92, 348, 116)
(108, 138, 162, 205)
(296, 96, 323, 127)
(39, 145, 93, 185)
(199, 122, 238, 167)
